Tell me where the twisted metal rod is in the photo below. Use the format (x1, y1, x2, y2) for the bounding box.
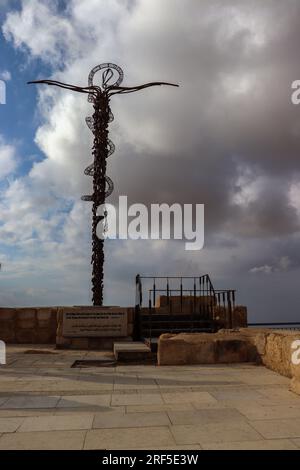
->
(28, 63, 178, 305)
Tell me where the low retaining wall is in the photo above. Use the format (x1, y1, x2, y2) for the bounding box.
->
(0, 306, 136, 349)
(0, 307, 58, 344)
(157, 331, 257, 365)
(157, 328, 300, 396)
(240, 328, 300, 395)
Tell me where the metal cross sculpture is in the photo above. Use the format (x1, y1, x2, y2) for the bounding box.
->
(28, 63, 178, 305)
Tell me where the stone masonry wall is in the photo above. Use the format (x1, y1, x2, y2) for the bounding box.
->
(0, 306, 136, 347)
(157, 328, 300, 396)
(0, 307, 58, 344)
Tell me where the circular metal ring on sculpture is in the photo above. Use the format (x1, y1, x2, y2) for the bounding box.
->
(88, 63, 124, 102)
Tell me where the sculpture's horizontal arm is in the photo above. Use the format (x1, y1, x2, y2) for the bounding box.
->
(28, 79, 179, 98)
(108, 81, 179, 96)
(27, 79, 100, 96)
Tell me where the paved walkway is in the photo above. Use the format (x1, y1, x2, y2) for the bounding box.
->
(0, 345, 300, 449)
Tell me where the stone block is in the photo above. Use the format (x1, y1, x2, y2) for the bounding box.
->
(36, 308, 52, 321)
(70, 338, 90, 350)
(158, 333, 216, 365)
(262, 331, 299, 378)
(215, 339, 250, 363)
(0, 308, 16, 321)
(36, 309, 55, 329)
(56, 335, 71, 348)
(127, 308, 135, 323)
(127, 323, 134, 336)
(56, 323, 63, 337)
(16, 319, 36, 329)
(231, 328, 268, 358)
(156, 296, 207, 314)
(214, 306, 247, 328)
(290, 377, 300, 396)
(158, 332, 258, 366)
(36, 328, 56, 344)
(214, 306, 227, 326)
(57, 309, 64, 324)
(233, 306, 247, 328)
(16, 309, 37, 330)
(16, 309, 36, 321)
(0, 319, 15, 331)
(0, 327, 16, 343)
(15, 329, 36, 343)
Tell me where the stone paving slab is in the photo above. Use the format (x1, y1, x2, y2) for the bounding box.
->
(1, 396, 60, 409)
(0, 430, 86, 450)
(0, 409, 57, 418)
(202, 439, 299, 450)
(126, 403, 195, 413)
(250, 418, 300, 439)
(54, 407, 125, 415)
(292, 438, 300, 448)
(237, 373, 290, 386)
(210, 388, 265, 401)
(18, 414, 94, 432)
(0, 398, 9, 407)
(93, 411, 170, 429)
(162, 391, 217, 404)
(0, 417, 24, 433)
(84, 426, 176, 450)
(111, 393, 164, 406)
(113, 382, 158, 391)
(255, 387, 300, 401)
(57, 394, 111, 408)
(167, 408, 246, 425)
(171, 421, 262, 445)
(236, 403, 300, 420)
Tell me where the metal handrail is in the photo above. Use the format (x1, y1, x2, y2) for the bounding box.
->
(134, 274, 237, 343)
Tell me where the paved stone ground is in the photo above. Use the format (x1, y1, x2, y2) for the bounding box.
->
(0, 345, 300, 450)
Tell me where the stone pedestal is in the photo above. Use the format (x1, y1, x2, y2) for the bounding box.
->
(56, 306, 134, 350)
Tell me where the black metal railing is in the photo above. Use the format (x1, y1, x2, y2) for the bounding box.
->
(134, 275, 236, 342)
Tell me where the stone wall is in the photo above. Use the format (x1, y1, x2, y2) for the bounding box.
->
(157, 328, 300, 396)
(238, 328, 300, 395)
(0, 306, 136, 348)
(153, 296, 247, 328)
(157, 331, 257, 366)
(214, 306, 247, 328)
(0, 307, 58, 344)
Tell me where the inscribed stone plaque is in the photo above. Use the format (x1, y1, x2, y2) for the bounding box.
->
(62, 309, 127, 337)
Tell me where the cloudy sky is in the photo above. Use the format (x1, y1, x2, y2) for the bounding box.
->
(0, 0, 300, 322)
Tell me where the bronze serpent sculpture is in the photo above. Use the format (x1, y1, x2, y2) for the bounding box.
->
(28, 63, 178, 306)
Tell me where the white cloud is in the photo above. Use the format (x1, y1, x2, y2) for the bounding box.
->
(250, 256, 292, 275)
(249, 265, 273, 274)
(0, 136, 17, 179)
(3, 1, 78, 65)
(0, 70, 11, 81)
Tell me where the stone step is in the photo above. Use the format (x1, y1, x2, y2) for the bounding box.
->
(113, 341, 154, 363)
